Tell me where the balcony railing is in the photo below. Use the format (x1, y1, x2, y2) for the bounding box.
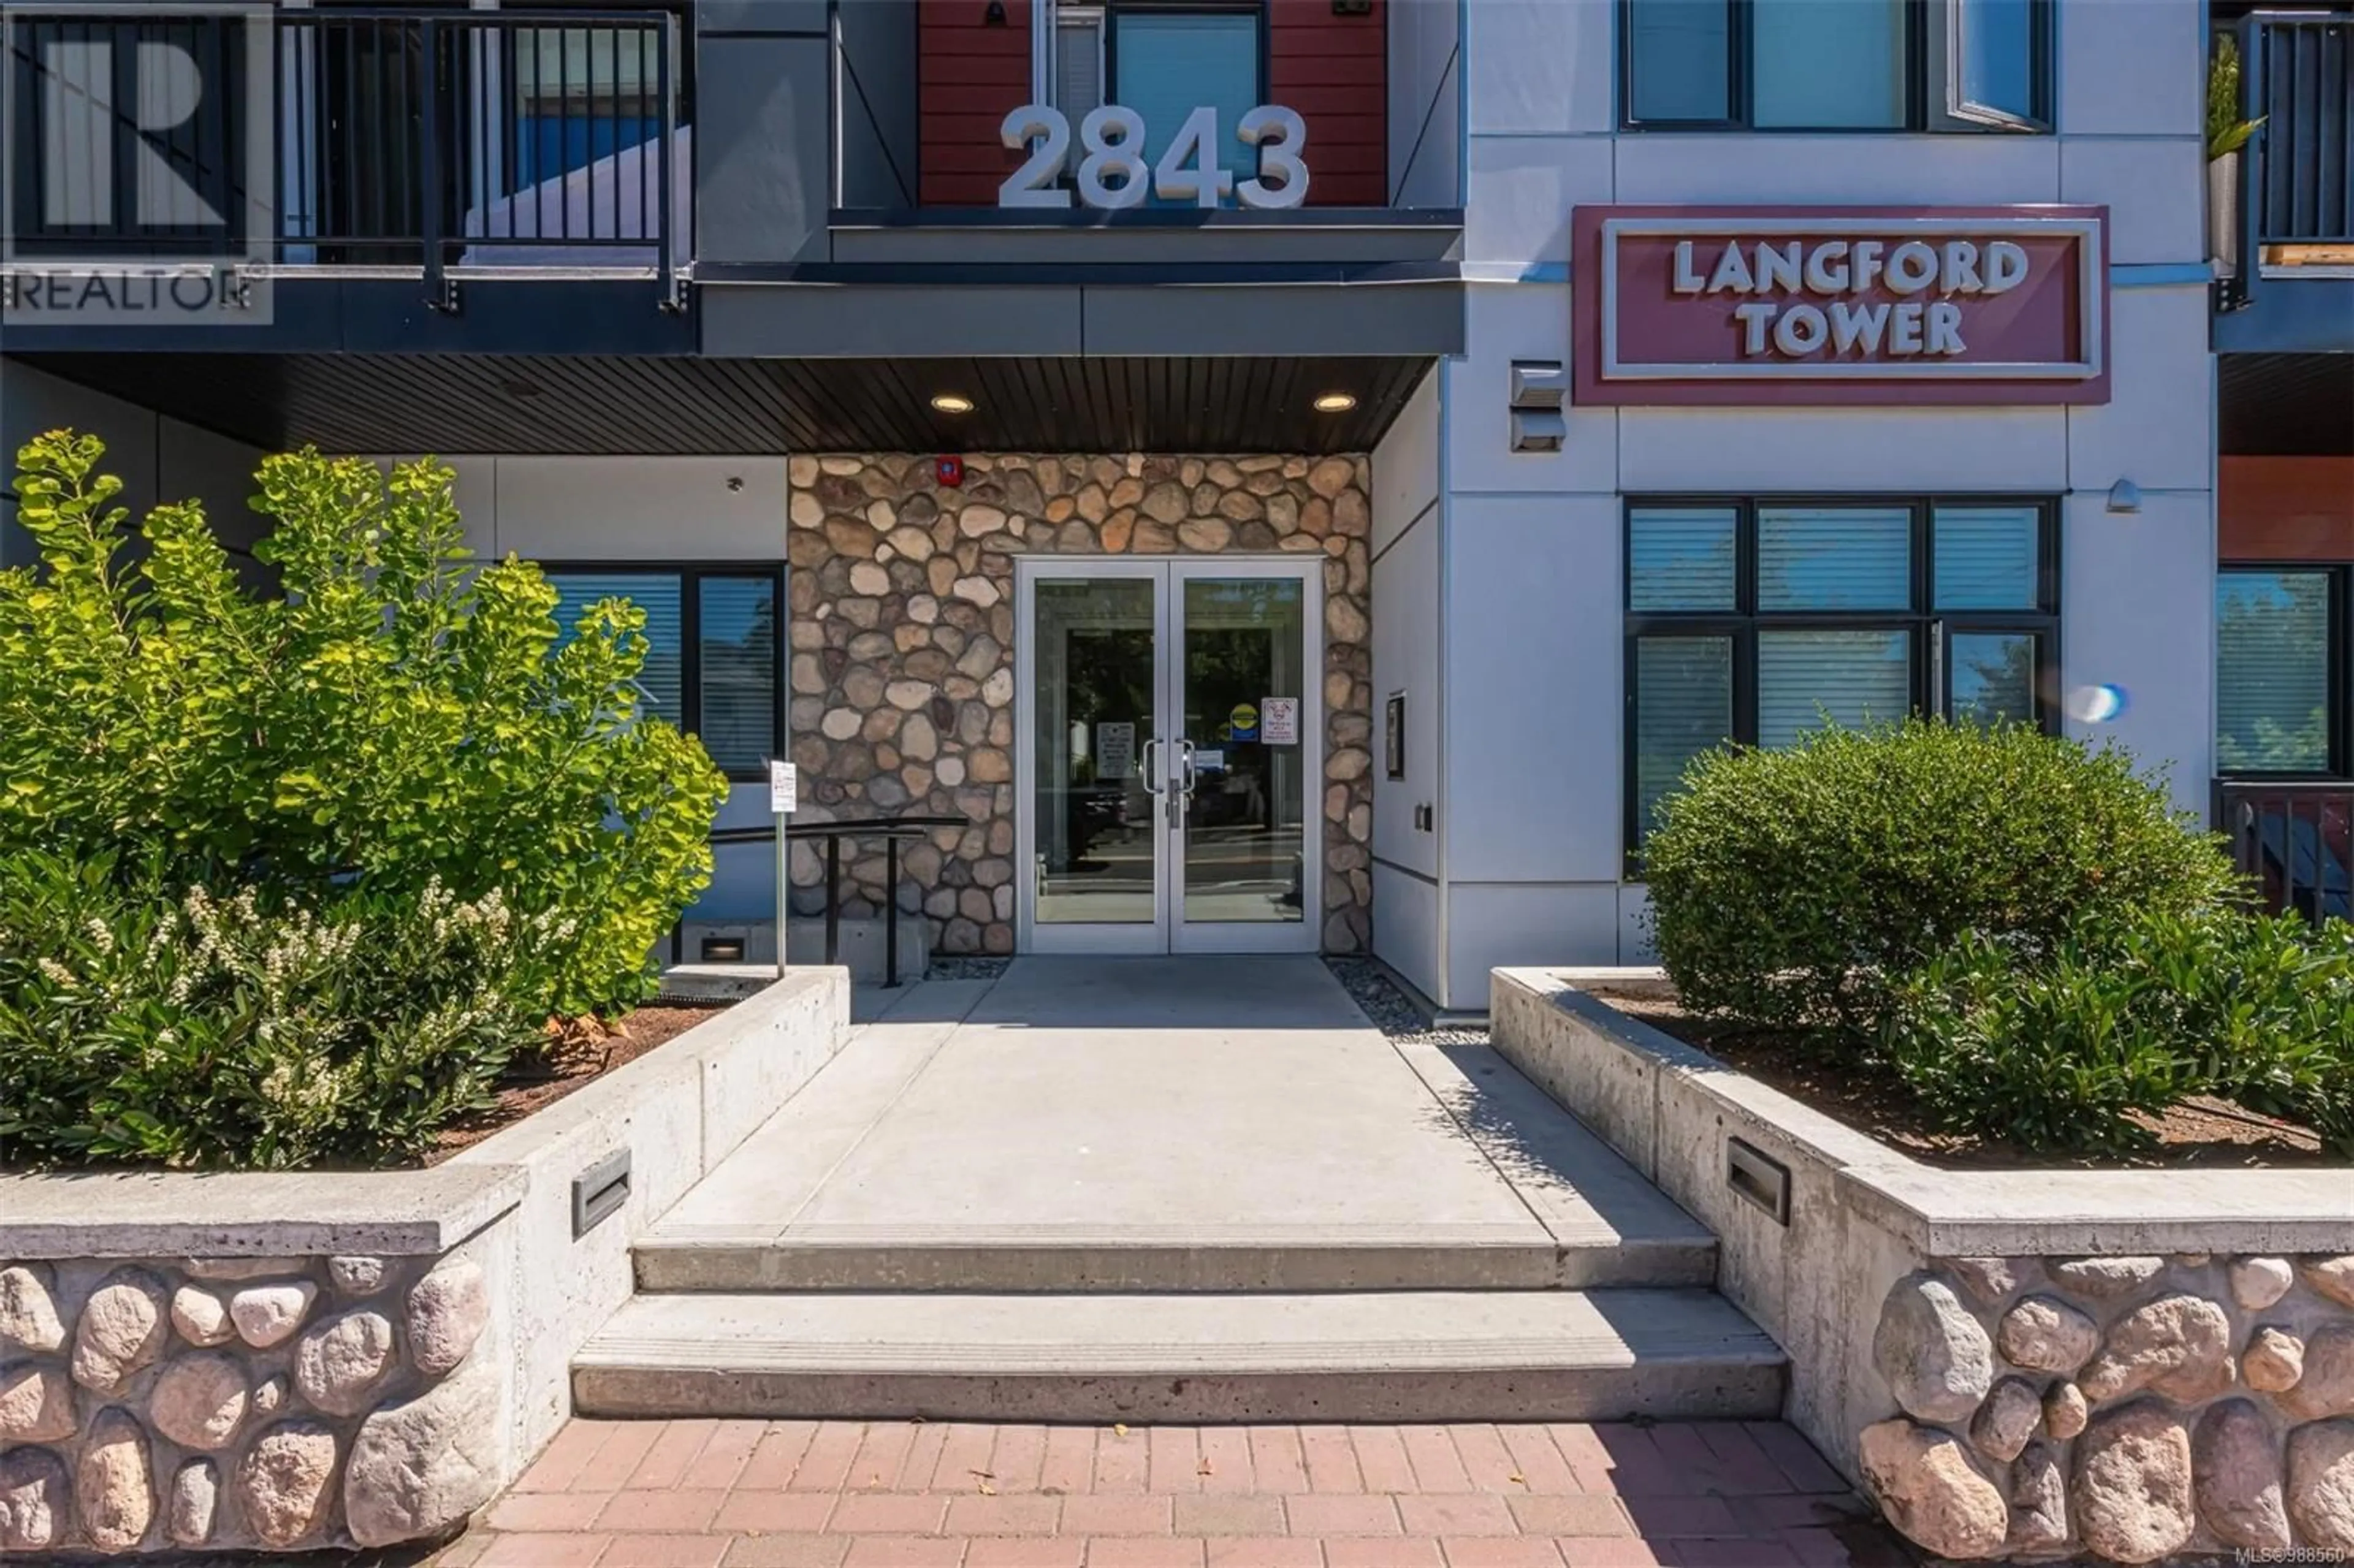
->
(2218, 10, 2354, 306)
(4, 6, 690, 309)
(2215, 779, 2353, 924)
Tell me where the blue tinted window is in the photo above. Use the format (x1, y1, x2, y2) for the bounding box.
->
(1627, 0, 1731, 122)
(1952, 632, 2038, 725)
(1758, 630, 1911, 748)
(1758, 507, 1912, 611)
(1751, 0, 1905, 127)
(1113, 12, 1259, 206)
(1630, 508, 1739, 611)
(547, 571, 684, 721)
(1954, 0, 2036, 123)
(700, 577, 780, 774)
(1934, 507, 2041, 611)
(2217, 571, 2334, 773)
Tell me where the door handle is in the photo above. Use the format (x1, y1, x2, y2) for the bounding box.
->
(1177, 739, 1199, 797)
(1169, 739, 1197, 829)
(1140, 737, 1163, 796)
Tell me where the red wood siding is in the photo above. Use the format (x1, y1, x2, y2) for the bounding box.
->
(2221, 457, 2354, 562)
(1270, 0, 1387, 207)
(917, 1, 1390, 208)
(920, 0, 1032, 207)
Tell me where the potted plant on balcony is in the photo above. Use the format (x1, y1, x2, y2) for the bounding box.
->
(2208, 34, 2266, 279)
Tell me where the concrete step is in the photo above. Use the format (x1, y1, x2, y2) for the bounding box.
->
(571, 1288, 1787, 1423)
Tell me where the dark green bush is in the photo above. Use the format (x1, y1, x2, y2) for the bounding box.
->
(0, 851, 555, 1169)
(1642, 717, 2243, 1041)
(0, 431, 729, 1018)
(1887, 909, 2354, 1157)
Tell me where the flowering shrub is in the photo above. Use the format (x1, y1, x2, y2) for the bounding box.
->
(0, 851, 558, 1169)
(0, 430, 729, 1018)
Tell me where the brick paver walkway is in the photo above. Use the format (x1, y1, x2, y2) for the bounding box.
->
(427, 1419, 1914, 1568)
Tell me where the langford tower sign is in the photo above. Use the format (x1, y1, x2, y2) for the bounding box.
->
(1572, 207, 2109, 406)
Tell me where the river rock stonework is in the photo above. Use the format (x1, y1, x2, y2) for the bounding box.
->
(787, 452, 1377, 956)
(1861, 1252, 2354, 1561)
(0, 1246, 502, 1553)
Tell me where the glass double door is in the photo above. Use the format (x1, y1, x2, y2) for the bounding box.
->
(1019, 559, 1319, 954)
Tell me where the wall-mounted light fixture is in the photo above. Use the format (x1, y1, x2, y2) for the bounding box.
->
(984, 0, 1007, 23)
(1509, 361, 1567, 452)
(2106, 479, 2142, 514)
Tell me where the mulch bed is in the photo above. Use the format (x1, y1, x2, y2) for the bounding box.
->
(421, 1004, 728, 1165)
(1588, 986, 2336, 1171)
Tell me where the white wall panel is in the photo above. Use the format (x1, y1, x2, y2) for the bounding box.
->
(1618, 406, 2070, 494)
(1617, 883, 1656, 964)
(1443, 493, 1623, 885)
(2061, 137, 2203, 264)
(1613, 134, 2060, 207)
(1446, 883, 1621, 1005)
(158, 417, 270, 552)
(2062, 489, 2215, 818)
(1447, 287, 1618, 495)
(491, 457, 787, 560)
(1, 362, 161, 528)
(1465, 135, 1614, 268)
(2060, 0, 2203, 138)
(1463, 0, 1615, 136)
(2068, 286, 2215, 496)
(1373, 503, 1441, 879)
(1373, 368, 1441, 557)
(1372, 862, 1444, 1005)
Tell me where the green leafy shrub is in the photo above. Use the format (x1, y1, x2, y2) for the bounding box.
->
(1641, 717, 2244, 1041)
(0, 431, 729, 1017)
(0, 851, 558, 1168)
(1887, 909, 2354, 1157)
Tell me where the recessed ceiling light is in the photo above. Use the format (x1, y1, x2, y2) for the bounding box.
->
(931, 393, 976, 414)
(1312, 392, 1358, 413)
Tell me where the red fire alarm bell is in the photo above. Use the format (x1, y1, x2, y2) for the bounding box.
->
(935, 456, 966, 488)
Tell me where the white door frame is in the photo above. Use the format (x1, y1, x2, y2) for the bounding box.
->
(1014, 556, 1324, 956)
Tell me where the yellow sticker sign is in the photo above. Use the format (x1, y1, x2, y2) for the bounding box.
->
(1229, 702, 1259, 740)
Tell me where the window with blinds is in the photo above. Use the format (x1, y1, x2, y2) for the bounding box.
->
(2217, 569, 2337, 775)
(1056, 8, 1105, 120)
(544, 566, 783, 777)
(1624, 497, 2058, 867)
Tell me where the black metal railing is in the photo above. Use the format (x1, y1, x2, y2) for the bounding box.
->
(2220, 10, 2354, 305)
(4, 6, 689, 306)
(689, 816, 972, 988)
(2216, 778, 2354, 924)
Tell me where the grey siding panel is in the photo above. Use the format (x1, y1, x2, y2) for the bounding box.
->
(696, 37, 833, 267)
(696, 0, 828, 36)
(700, 287, 1088, 356)
(1081, 283, 1467, 356)
(838, 0, 920, 211)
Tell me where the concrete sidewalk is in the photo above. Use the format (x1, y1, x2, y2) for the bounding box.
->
(639, 957, 1714, 1295)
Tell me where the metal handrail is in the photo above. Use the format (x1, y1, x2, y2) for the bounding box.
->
(2223, 10, 2354, 310)
(699, 815, 971, 987)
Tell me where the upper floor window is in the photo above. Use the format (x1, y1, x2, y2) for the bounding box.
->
(1042, 2, 1265, 205)
(1622, 0, 2052, 132)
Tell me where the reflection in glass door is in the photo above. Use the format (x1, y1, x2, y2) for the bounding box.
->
(1018, 560, 1319, 954)
(1175, 574, 1308, 947)
(1030, 574, 1162, 943)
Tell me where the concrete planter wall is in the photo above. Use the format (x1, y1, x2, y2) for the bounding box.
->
(1490, 969, 2354, 1565)
(0, 969, 849, 1555)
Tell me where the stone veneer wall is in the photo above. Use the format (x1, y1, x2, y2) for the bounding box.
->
(1865, 1252, 2354, 1562)
(0, 1243, 499, 1554)
(785, 452, 1376, 955)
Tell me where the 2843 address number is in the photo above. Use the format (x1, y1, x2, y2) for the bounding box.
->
(997, 104, 1309, 211)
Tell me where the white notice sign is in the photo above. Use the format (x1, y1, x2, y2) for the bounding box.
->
(768, 759, 798, 815)
(1097, 721, 1136, 780)
(1262, 696, 1300, 746)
